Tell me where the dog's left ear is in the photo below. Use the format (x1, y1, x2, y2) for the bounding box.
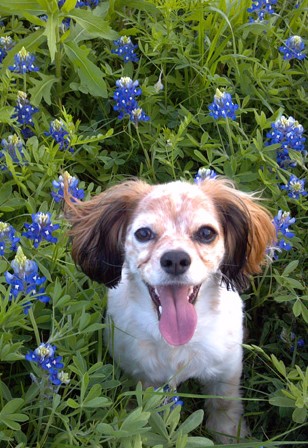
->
(65, 180, 151, 288)
(200, 179, 276, 290)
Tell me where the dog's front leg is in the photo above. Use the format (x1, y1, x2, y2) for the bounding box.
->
(204, 374, 248, 444)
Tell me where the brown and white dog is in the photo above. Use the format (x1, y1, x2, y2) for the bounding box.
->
(66, 177, 275, 443)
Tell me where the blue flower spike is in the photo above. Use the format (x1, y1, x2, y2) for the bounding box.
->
(45, 119, 72, 151)
(130, 107, 150, 125)
(247, 0, 277, 22)
(4, 247, 50, 312)
(9, 46, 39, 74)
(194, 167, 217, 184)
(272, 210, 296, 255)
(0, 134, 25, 168)
(280, 175, 307, 200)
(13, 91, 39, 126)
(113, 77, 149, 123)
(25, 342, 70, 386)
(266, 115, 306, 168)
(279, 36, 306, 61)
(23, 212, 60, 248)
(0, 36, 15, 63)
(113, 77, 141, 118)
(208, 88, 239, 120)
(112, 36, 139, 63)
(51, 171, 85, 203)
(0, 222, 20, 255)
(161, 385, 184, 409)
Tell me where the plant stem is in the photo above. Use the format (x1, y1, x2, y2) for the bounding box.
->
(28, 307, 41, 346)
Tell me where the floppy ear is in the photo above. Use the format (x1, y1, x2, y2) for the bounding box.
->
(199, 178, 276, 291)
(65, 180, 152, 288)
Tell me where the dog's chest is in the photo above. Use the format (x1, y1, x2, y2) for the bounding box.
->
(106, 277, 243, 386)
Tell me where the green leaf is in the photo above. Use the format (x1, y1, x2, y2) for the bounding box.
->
(78, 323, 104, 334)
(282, 260, 299, 276)
(175, 410, 204, 436)
(0, 184, 13, 205)
(28, 73, 59, 106)
(67, 9, 118, 40)
(186, 436, 214, 447)
(301, 303, 308, 324)
(0, 106, 14, 125)
(121, 407, 150, 432)
(274, 295, 294, 303)
(293, 299, 302, 318)
(271, 354, 286, 377)
(60, 0, 77, 13)
(292, 407, 307, 424)
(83, 397, 110, 408)
(0, 0, 43, 14)
(269, 396, 295, 408)
(43, 13, 59, 62)
(64, 41, 107, 97)
(284, 278, 305, 290)
(66, 398, 80, 409)
(0, 398, 28, 430)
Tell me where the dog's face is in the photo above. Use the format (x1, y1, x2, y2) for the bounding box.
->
(124, 182, 226, 345)
(66, 178, 276, 346)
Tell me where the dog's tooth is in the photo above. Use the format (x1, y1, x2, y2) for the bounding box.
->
(158, 305, 162, 316)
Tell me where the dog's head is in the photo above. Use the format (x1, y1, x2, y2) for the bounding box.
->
(66, 178, 275, 345)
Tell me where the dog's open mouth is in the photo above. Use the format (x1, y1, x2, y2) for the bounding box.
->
(147, 284, 201, 346)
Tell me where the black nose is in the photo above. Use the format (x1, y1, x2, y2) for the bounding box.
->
(160, 250, 191, 276)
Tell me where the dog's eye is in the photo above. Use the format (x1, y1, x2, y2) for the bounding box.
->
(194, 226, 217, 244)
(135, 227, 155, 242)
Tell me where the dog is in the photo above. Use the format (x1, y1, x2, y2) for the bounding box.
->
(65, 177, 276, 443)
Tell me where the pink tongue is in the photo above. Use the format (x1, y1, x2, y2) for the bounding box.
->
(157, 285, 197, 346)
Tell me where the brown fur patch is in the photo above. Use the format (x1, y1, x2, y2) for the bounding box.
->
(65, 180, 152, 286)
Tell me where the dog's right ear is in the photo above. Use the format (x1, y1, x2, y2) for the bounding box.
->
(65, 180, 151, 288)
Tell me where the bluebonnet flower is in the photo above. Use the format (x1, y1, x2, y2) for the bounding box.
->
(247, 0, 277, 22)
(23, 212, 60, 248)
(280, 175, 307, 200)
(51, 171, 85, 203)
(0, 222, 20, 255)
(208, 88, 238, 120)
(112, 36, 139, 63)
(25, 342, 70, 386)
(272, 210, 296, 254)
(9, 47, 39, 74)
(129, 107, 150, 125)
(58, 0, 99, 7)
(113, 77, 141, 119)
(12, 91, 39, 126)
(279, 36, 306, 61)
(156, 385, 184, 409)
(0, 36, 15, 63)
(45, 119, 72, 151)
(194, 167, 217, 184)
(4, 247, 50, 313)
(280, 329, 305, 352)
(266, 115, 306, 168)
(0, 134, 25, 168)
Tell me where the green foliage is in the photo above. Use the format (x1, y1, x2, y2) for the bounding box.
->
(0, 0, 307, 446)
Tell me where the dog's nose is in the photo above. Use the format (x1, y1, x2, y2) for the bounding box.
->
(160, 250, 191, 276)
